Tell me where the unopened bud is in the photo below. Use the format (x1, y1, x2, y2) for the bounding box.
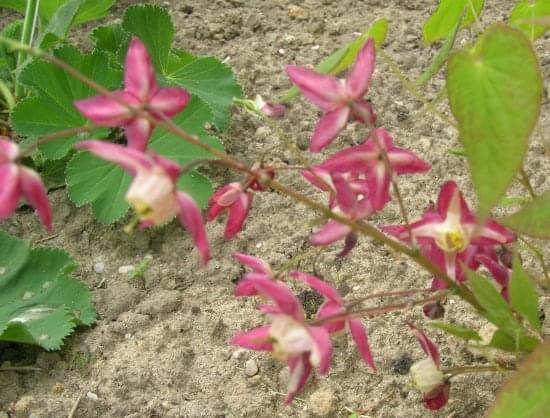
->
(410, 358, 444, 394)
(422, 301, 445, 320)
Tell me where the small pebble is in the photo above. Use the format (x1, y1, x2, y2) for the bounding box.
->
(94, 262, 105, 274)
(278, 48, 285, 55)
(311, 44, 320, 50)
(118, 265, 135, 274)
(86, 391, 99, 401)
(231, 348, 247, 360)
(245, 359, 259, 376)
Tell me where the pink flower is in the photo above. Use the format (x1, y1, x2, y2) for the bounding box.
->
(310, 172, 375, 256)
(254, 95, 287, 118)
(233, 253, 275, 296)
(290, 271, 376, 370)
(475, 254, 510, 302)
(286, 39, 377, 152)
(319, 128, 431, 210)
(409, 324, 450, 410)
(385, 181, 515, 287)
(231, 276, 332, 403)
(208, 182, 252, 239)
(74, 38, 190, 151)
(0, 138, 52, 231)
(76, 140, 209, 265)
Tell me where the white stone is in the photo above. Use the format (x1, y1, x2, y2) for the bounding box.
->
(94, 262, 105, 274)
(245, 359, 259, 377)
(118, 265, 135, 274)
(86, 392, 99, 401)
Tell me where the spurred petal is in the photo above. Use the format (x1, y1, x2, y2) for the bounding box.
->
(409, 323, 440, 366)
(471, 220, 516, 246)
(310, 106, 350, 152)
(243, 276, 303, 321)
(150, 87, 191, 118)
(308, 326, 332, 374)
(286, 65, 347, 111)
(0, 164, 21, 220)
(125, 38, 156, 100)
(225, 192, 252, 239)
(388, 148, 431, 175)
(0, 138, 20, 162)
(338, 231, 359, 257)
(152, 153, 183, 182)
(176, 192, 210, 266)
(124, 117, 153, 151)
(317, 302, 346, 333)
(423, 383, 450, 410)
(254, 95, 287, 118)
(289, 271, 342, 303)
(350, 99, 377, 125)
(74, 91, 137, 126)
(235, 273, 272, 296)
(348, 318, 376, 370)
(230, 325, 273, 351)
(233, 253, 272, 275)
(436, 181, 471, 221)
(345, 39, 375, 99)
(19, 167, 52, 231)
(311, 220, 351, 246)
(75, 140, 152, 175)
(319, 141, 378, 173)
(332, 173, 357, 215)
(366, 161, 391, 210)
(285, 355, 312, 404)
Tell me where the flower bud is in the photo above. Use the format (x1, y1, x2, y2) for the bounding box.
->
(422, 301, 445, 320)
(410, 358, 444, 394)
(254, 95, 286, 118)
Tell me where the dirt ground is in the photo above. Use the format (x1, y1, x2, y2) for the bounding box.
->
(1, 0, 549, 417)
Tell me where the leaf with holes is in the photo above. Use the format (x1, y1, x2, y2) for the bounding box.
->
(11, 46, 122, 160)
(447, 25, 542, 218)
(0, 231, 96, 350)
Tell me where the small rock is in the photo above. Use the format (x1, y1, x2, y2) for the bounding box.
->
(231, 348, 247, 360)
(86, 392, 99, 401)
(278, 48, 285, 55)
(288, 5, 308, 19)
(309, 388, 337, 416)
(255, 126, 270, 140)
(245, 359, 259, 376)
(14, 395, 34, 415)
(93, 262, 105, 274)
(118, 265, 135, 274)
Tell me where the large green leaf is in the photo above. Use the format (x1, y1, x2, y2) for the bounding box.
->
(488, 342, 550, 418)
(447, 25, 542, 218)
(500, 192, 550, 238)
(0, 231, 96, 350)
(488, 329, 540, 353)
(423, 0, 485, 44)
(509, 255, 541, 332)
(509, 0, 550, 41)
(0, 0, 114, 25)
(11, 46, 122, 159)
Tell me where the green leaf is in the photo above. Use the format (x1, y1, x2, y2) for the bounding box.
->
(447, 25, 542, 218)
(91, 23, 130, 69)
(0, 231, 96, 350)
(0, 19, 22, 73)
(416, 16, 461, 86)
(488, 342, 550, 418)
(11, 46, 122, 160)
(71, 0, 114, 25)
(41, 155, 71, 189)
(423, 0, 485, 44)
(177, 171, 213, 210)
(509, 0, 550, 41)
(428, 321, 482, 341)
(35, 0, 85, 50)
(122, 4, 173, 74)
(164, 50, 242, 131)
(467, 269, 522, 337)
(66, 150, 131, 223)
(488, 329, 540, 353)
(500, 192, 550, 238)
(280, 18, 388, 103)
(498, 195, 530, 207)
(510, 255, 541, 331)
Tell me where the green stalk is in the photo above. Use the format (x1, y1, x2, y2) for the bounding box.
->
(15, 0, 40, 99)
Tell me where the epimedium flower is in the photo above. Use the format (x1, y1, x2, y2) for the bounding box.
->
(286, 39, 377, 152)
(384, 181, 516, 286)
(318, 127, 431, 210)
(0, 137, 52, 231)
(290, 271, 376, 370)
(231, 276, 332, 404)
(76, 140, 209, 265)
(74, 38, 190, 151)
(233, 252, 275, 296)
(409, 324, 450, 411)
(208, 182, 252, 240)
(254, 95, 287, 118)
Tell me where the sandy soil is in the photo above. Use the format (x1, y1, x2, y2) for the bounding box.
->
(1, 0, 549, 417)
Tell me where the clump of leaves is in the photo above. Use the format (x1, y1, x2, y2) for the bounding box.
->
(0, 231, 96, 350)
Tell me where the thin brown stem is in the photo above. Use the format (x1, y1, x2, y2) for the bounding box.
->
(518, 236, 550, 284)
(444, 364, 515, 378)
(345, 287, 435, 311)
(20, 124, 96, 157)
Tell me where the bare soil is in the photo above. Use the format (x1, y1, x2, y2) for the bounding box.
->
(1, 0, 549, 417)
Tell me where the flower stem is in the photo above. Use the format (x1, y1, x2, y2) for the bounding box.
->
(518, 168, 537, 199)
(14, 0, 40, 99)
(345, 287, 435, 311)
(19, 124, 97, 157)
(443, 364, 515, 378)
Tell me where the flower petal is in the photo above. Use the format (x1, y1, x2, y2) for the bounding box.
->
(408, 323, 440, 366)
(331, 172, 357, 215)
(124, 117, 153, 151)
(233, 253, 272, 274)
(289, 271, 343, 303)
(150, 87, 191, 118)
(308, 326, 332, 374)
(230, 325, 273, 351)
(75, 140, 152, 175)
(348, 318, 376, 370)
(285, 355, 312, 404)
(225, 192, 252, 239)
(311, 220, 351, 246)
(423, 383, 450, 410)
(244, 276, 304, 321)
(317, 302, 346, 333)
(176, 192, 210, 266)
(125, 38, 156, 100)
(74, 91, 137, 126)
(350, 99, 377, 125)
(0, 163, 21, 220)
(366, 161, 391, 210)
(310, 106, 350, 152)
(19, 167, 52, 231)
(285, 65, 347, 111)
(338, 232, 358, 257)
(345, 39, 375, 99)
(0, 138, 20, 163)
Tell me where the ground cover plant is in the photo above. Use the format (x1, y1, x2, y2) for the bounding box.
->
(0, 0, 549, 416)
